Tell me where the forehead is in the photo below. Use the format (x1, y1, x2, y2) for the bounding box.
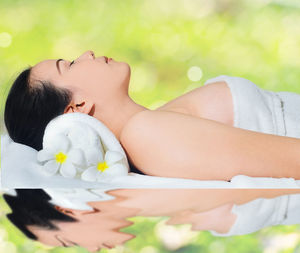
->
(30, 59, 60, 83)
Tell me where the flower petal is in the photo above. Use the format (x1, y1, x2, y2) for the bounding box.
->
(50, 134, 70, 153)
(68, 148, 86, 168)
(37, 149, 55, 163)
(104, 163, 129, 177)
(105, 150, 124, 166)
(81, 166, 98, 182)
(60, 161, 77, 178)
(42, 159, 60, 176)
(85, 147, 104, 165)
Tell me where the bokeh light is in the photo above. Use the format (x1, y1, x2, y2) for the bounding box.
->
(0, 33, 12, 48)
(187, 66, 203, 82)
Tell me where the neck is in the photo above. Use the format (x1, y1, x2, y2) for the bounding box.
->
(93, 95, 148, 141)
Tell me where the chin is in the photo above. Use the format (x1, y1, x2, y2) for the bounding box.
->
(114, 61, 131, 89)
(123, 71, 131, 90)
(122, 62, 131, 82)
(121, 61, 131, 74)
(126, 63, 131, 77)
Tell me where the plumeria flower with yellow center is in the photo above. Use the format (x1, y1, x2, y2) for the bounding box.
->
(37, 133, 86, 178)
(81, 148, 128, 182)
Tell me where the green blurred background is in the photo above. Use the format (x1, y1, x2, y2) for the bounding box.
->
(1, 0, 300, 252)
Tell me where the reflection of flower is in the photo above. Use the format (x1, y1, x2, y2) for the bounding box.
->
(81, 148, 128, 182)
(37, 134, 86, 178)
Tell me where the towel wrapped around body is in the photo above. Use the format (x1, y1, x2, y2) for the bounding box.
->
(209, 193, 300, 236)
(204, 75, 300, 138)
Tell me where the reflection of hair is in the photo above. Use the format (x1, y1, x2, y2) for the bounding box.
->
(3, 190, 77, 240)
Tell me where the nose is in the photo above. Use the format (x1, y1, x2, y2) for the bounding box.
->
(78, 50, 95, 61)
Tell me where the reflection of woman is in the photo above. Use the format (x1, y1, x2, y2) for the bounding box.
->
(4, 50, 300, 180)
(3, 189, 300, 251)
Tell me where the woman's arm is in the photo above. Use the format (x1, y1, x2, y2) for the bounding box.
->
(98, 189, 300, 234)
(106, 189, 300, 215)
(120, 110, 300, 180)
(166, 203, 237, 234)
(164, 189, 300, 233)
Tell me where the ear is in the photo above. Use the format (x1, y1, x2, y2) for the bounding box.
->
(54, 205, 100, 217)
(64, 100, 95, 115)
(54, 205, 77, 217)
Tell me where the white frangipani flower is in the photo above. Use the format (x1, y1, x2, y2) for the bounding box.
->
(37, 133, 86, 178)
(81, 148, 128, 182)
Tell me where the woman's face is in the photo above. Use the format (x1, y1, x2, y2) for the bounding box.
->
(25, 189, 235, 251)
(27, 198, 139, 252)
(30, 50, 131, 113)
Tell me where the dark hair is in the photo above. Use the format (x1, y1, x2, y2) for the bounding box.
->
(3, 190, 77, 240)
(4, 67, 145, 172)
(4, 67, 73, 151)
(2, 67, 144, 240)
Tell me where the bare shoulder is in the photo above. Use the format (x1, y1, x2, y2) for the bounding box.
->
(120, 109, 191, 145)
(119, 110, 166, 175)
(120, 110, 169, 155)
(120, 110, 157, 143)
(119, 109, 217, 178)
(156, 80, 234, 126)
(192, 81, 234, 126)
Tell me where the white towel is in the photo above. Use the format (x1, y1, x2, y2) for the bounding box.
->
(204, 75, 300, 138)
(281, 193, 300, 226)
(210, 193, 300, 236)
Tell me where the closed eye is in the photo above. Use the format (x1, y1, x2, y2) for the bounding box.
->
(70, 60, 75, 67)
(55, 235, 69, 247)
(54, 235, 78, 247)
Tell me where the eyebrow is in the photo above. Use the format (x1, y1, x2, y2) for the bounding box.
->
(56, 58, 63, 75)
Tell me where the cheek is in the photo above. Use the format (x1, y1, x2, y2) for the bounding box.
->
(62, 226, 130, 248)
(104, 62, 131, 86)
(35, 233, 62, 247)
(64, 63, 130, 97)
(79, 69, 115, 91)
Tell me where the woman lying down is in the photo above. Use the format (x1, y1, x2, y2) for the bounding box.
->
(2, 189, 300, 252)
(4, 50, 300, 181)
